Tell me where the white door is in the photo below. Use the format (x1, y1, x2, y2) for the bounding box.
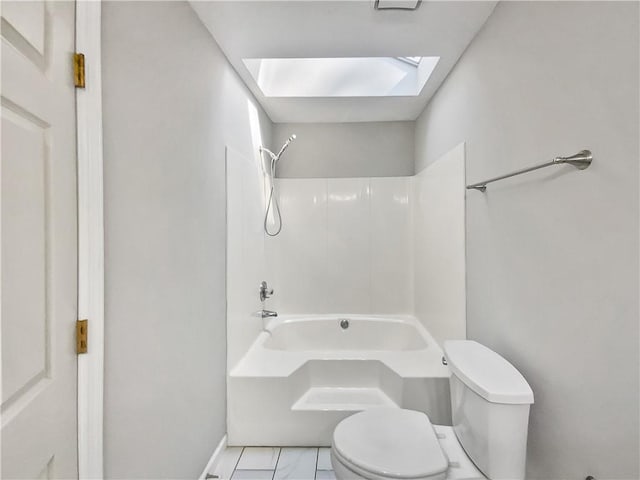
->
(1, 1, 78, 478)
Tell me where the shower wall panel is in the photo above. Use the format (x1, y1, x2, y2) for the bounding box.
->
(266, 177, 412, 314)
(412, 143, 466, 346)
(226, 147, 269, 370)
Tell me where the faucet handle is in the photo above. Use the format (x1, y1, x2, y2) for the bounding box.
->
(259, 281, 274, 302)
(254, 309, 278, 319)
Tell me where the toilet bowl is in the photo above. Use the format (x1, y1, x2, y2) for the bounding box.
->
(330, 341, 534, 480)
(330, 408, 485, 480)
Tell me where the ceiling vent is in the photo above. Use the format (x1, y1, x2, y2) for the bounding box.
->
(374, 0, 422, 11)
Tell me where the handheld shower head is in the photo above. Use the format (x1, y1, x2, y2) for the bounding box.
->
(260, 134, 297, 163)
(261, 134, 297, 237)
(276, 134, 297, 160)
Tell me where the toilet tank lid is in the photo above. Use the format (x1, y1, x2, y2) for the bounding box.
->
(444, 341, 534, 405)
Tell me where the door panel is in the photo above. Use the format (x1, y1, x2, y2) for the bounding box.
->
(1, 1, 78, 478)
(2, 103, 49, 406)
(1, 1, 46, 55)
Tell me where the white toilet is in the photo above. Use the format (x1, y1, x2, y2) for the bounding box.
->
(330, 340, 534, 480)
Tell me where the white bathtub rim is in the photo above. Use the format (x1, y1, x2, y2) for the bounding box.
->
(262, 315, 430, 352)
(230, 314, 450, 378)
(263, 313, 421, 330)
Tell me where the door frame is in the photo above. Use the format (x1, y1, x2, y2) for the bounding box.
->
(76, 2, 105, 478)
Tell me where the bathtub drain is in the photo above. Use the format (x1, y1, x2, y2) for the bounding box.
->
(339, 319, 350, 330)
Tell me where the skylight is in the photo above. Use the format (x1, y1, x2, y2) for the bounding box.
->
(243, 56, 439, 98)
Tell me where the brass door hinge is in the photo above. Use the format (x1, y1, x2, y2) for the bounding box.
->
(76, 319, 88, 354)
(73, 53, 85, 88)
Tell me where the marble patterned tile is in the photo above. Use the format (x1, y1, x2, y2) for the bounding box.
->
(231, 470, 274, 480)
(316, 448, 332, 470)
(315, 470, 336, 480)
(274, 448, 317, 480)
(212, 447, 244, 480)
(237, 447, 281, 470)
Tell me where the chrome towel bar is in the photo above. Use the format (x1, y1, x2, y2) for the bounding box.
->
(466, 150, 593, 192)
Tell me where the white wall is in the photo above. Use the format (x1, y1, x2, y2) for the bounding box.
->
(102, 2, 273, 478)
(413, 143, 466, 345)
(266, 177, 412, 315)
(415, 2, 639, 478)
(273, 122, 414, 178)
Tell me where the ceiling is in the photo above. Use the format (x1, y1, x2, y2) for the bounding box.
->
(191, 1, 498, 123)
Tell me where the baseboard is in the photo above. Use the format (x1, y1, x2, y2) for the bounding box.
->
(198, 434, 228, 480)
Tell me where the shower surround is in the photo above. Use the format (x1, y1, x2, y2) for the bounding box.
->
(226, 142, 466, 446)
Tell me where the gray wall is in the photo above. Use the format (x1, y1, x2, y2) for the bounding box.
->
(273, 122, 414, 178)
(102, 2, 273, 478)
(415, 1, 639, 478)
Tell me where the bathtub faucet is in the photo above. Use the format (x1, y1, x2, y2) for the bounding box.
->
(258, 309, 278, 319)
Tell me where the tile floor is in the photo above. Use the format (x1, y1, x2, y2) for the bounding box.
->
(209, 447, 336, 480)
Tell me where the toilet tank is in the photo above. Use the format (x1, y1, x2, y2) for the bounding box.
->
(444, 341, 534, 480)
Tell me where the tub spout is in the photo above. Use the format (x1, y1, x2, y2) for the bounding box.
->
(258, 309, 278, 319)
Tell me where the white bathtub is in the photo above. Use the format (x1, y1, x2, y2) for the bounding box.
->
(228, 315, 451, 446)
(263, 316, 428, 351)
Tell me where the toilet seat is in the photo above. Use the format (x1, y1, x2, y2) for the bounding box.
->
(332, 408, 448, 480)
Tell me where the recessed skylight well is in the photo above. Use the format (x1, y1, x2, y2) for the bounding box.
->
(243, 56, 439, 98)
